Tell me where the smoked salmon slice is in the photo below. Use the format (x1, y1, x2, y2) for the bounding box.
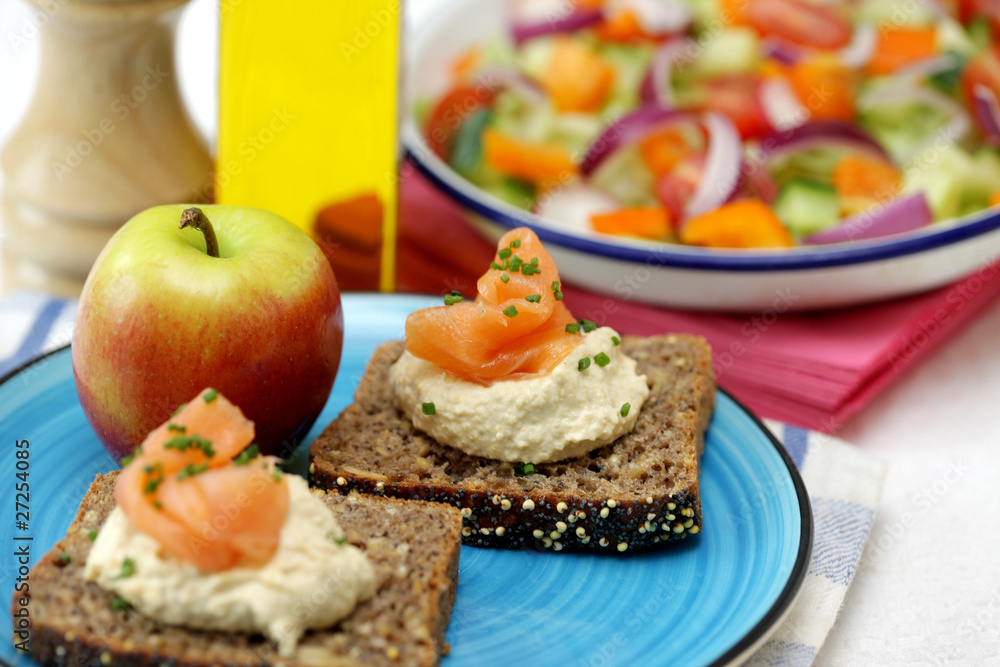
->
(405, 228, 583, 383)
(116, 388, 289, 572)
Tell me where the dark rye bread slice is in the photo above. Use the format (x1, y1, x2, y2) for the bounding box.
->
(309, 334, 714, 553)
(16, 472, 461, 667)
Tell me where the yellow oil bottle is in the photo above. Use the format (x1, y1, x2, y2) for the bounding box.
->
(217, 0, 401, 291)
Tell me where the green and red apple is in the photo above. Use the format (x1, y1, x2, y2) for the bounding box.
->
(72, 204, 343, 463)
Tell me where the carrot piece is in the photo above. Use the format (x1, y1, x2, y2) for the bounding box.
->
(788, 57, 857, 122)
(866, 26, 938, 76)
(640, 127, 695, 177)
(539, 37, 616, 112)
(593, 10, 649, 42)
(680, 199, 795, 248)
(591, 207, 672, 240)
(482, 128, 578, 184)
(720, 0, 751, 25)
(451, 46, 482, 81)
(832, 154, 901, 215)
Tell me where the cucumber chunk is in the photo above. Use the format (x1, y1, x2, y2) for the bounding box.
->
(773, 179, 841, 236)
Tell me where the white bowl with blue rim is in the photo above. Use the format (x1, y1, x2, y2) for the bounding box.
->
(403, 0, 1000, 312)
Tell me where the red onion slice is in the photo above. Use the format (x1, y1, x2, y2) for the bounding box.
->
(535, 182, 620, 230)
(474, 65, 547, 106)
(762, 23, 876, 69)
(801, 191, 933, 244)
(752, 120, 890, 168)
(683, 112, 744, 220)
(580, 106, 695, 175)
(609, 0, 693, 36)
(510, 0, 604, 45)
(758, 77, 806, 133)
(639, 39, 695, 107)
(894, 52, 961, 80)
(972, 84, 1000, 147)
(838, 24, 877, 69)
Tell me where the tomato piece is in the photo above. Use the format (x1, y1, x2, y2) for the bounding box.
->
(962, 50, 1000, 138)
(699, 76, 772, 140)
(654, 153, 706, 220)
(425, 84, 497, 160)
(746, 0, 852, 50)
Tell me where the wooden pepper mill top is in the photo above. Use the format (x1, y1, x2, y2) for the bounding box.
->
(1, 0, 212, 297)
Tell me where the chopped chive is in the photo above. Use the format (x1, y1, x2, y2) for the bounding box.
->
(234, 443, 260, 465)
(335, 535, 348, 546)
(114, 558, 135, 580)
(612, 336, 621, 346)
(498, 247, 512, 260)
(620, 403, 631, 417)
(580, 319, 597, 333)
(271, 467, 283, 482)
(111, 597, 130, 612)
(500, 274, 510, 283)
(58, 552, 71, 564)
(502, 258, 510, 270)
(443, 292, 464, 306)
(177, 463, 209, 480)
(578, 357, 591, 371)
(163, 434, 215, 458)
(152, 500, 163, 510)
(594, 352, 611, 367)
(514, 462, 536, 477)
(509, 256, 524, 272)
(490, 261, 502, 270)
(554, 290, 564, 301)
(170, 403, 187, 417)
(202, 388, 218, 403)
(525, 294, 541, 303)
(521, 264, 537, 276)
(504, 305, 518, 318)
(511, 239, 521, 248)
(530, 257, 538, 267)
(565, 323, 581, 334)
(551, 280, 560, 291)
(87, 530, 99, 542)
(143, 464, 164, 495)
(422, 402, 436, 415)
(166, 423, 186, 433)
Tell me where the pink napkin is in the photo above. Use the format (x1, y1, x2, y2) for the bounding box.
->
(397, 168, 1000, 433)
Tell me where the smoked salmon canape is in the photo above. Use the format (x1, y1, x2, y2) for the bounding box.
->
(115, 388, 289, 572)
(404, 227, 585, 384)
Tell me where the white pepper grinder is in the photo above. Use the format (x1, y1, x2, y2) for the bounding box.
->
(1, 0, 212, 297)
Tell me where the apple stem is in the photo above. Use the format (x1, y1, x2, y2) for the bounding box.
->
(179, 207, 220, 258)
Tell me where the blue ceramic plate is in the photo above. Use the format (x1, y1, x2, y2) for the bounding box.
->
(0, 294, 811, 667)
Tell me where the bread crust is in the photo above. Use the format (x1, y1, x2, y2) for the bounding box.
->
(310, 335, 715, 553)
(14, 472, 461, 667)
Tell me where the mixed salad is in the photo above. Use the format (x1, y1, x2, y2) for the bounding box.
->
(418, 0, 1000, 249)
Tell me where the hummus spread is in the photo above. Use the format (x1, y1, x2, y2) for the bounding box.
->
(84, 474, 375, 656)
(390, 326, 649, 463)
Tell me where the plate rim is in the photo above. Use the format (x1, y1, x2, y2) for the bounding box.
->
(1, 319, 813, 667)
(704, 390, 814, 666)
